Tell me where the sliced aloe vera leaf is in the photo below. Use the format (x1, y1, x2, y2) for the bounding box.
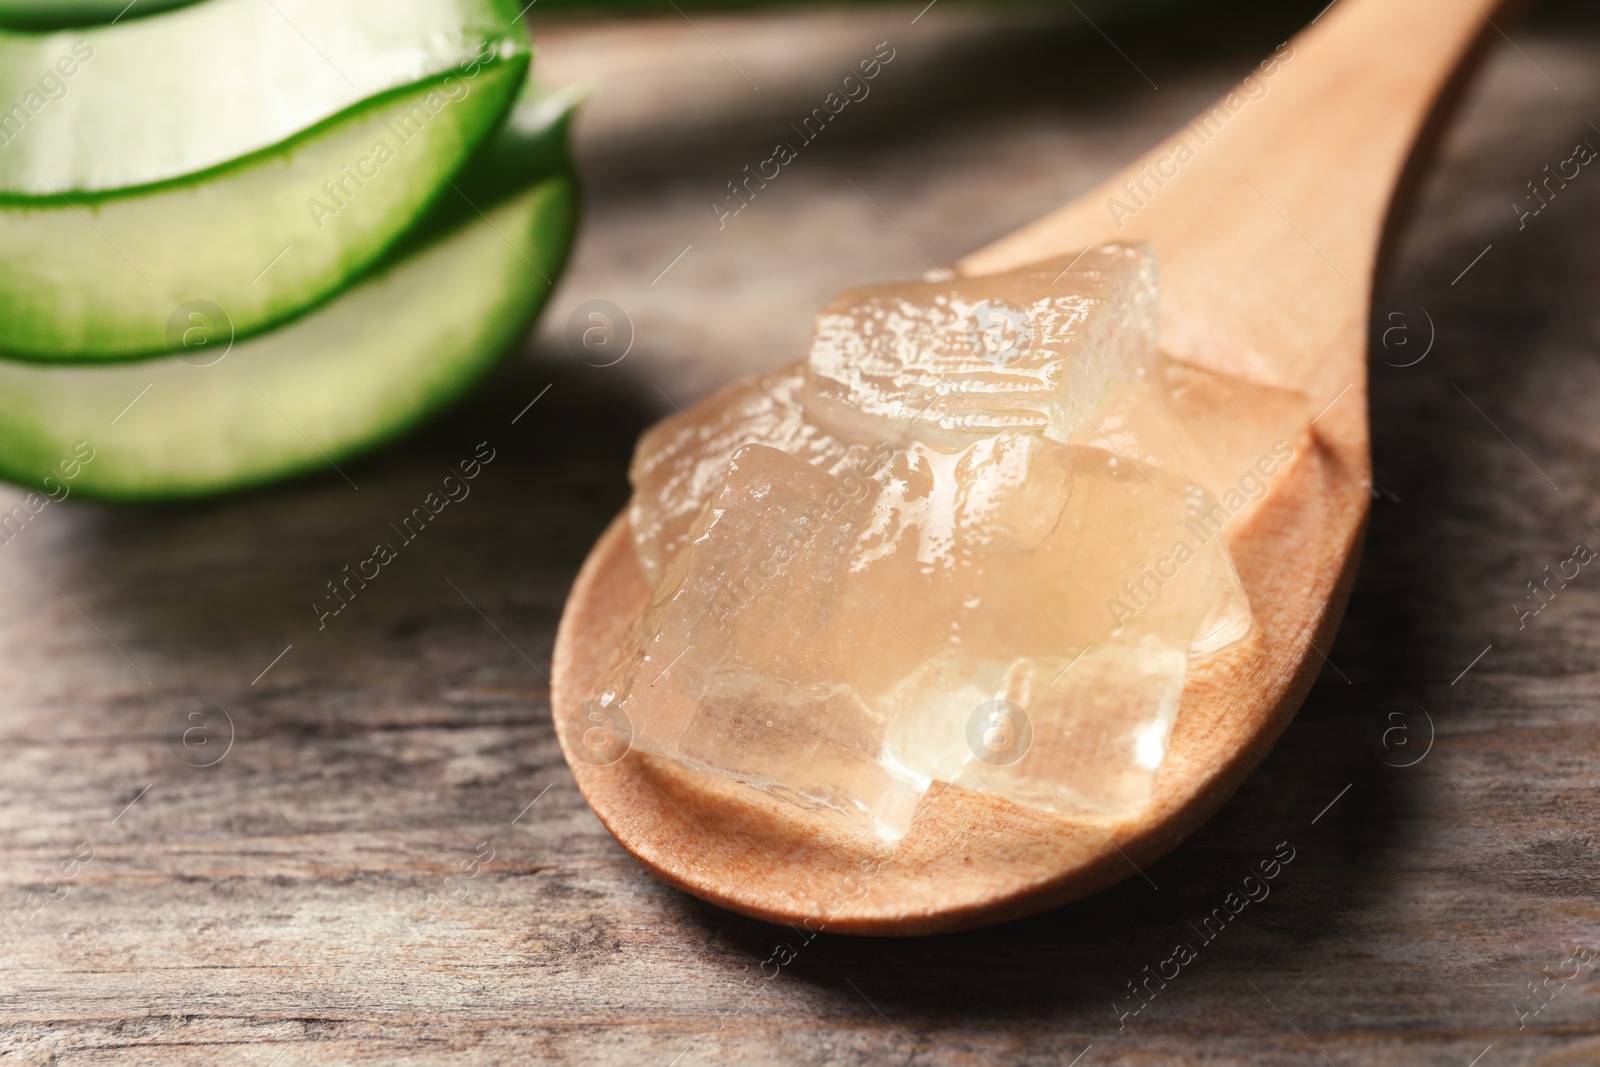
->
(0, 77, 580, 500)
(0, 57, 528, 361)
(0, 173, 574, 500)
(0, 78, 579, 500)
(0, 0, 530, 195)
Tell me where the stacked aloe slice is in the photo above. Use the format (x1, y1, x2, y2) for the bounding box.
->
(0, 0, 578, 499)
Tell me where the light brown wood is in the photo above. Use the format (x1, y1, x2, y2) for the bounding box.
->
(550, 0, 1509, 935)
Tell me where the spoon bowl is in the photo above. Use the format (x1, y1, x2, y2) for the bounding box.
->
(551, 0, 1508, 934)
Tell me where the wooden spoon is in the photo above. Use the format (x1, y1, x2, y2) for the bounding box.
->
(551, 0, 1508, 935)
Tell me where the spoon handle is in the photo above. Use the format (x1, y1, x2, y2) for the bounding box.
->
(961, 0, 1512, 397)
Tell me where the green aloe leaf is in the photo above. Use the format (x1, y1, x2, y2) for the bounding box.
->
(0, 85, 579, 500)
(0, 0, 533, 360)
(0, 1, 200, 31)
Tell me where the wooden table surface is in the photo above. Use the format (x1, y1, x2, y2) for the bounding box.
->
(3, 2, 1598, 1063)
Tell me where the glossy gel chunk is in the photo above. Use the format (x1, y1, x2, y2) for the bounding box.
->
(602, 245, 1306, 839)
(801, 245, 1157, 449)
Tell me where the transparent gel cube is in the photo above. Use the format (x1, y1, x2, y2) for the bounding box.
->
(601, 244, 1306, 840)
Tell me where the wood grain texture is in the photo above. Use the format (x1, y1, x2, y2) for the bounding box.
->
(3, 1, 1599, 1062)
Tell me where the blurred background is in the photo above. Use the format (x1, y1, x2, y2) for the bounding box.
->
(4, 1, 1600, 1063)
(531, 0, 1340, 398)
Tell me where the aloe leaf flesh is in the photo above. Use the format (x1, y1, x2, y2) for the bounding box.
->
(0, 0, 532, 361)
(0, 0, 530, 194)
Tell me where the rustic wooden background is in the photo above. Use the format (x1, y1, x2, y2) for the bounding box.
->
(3, 1, 1598, 1063)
